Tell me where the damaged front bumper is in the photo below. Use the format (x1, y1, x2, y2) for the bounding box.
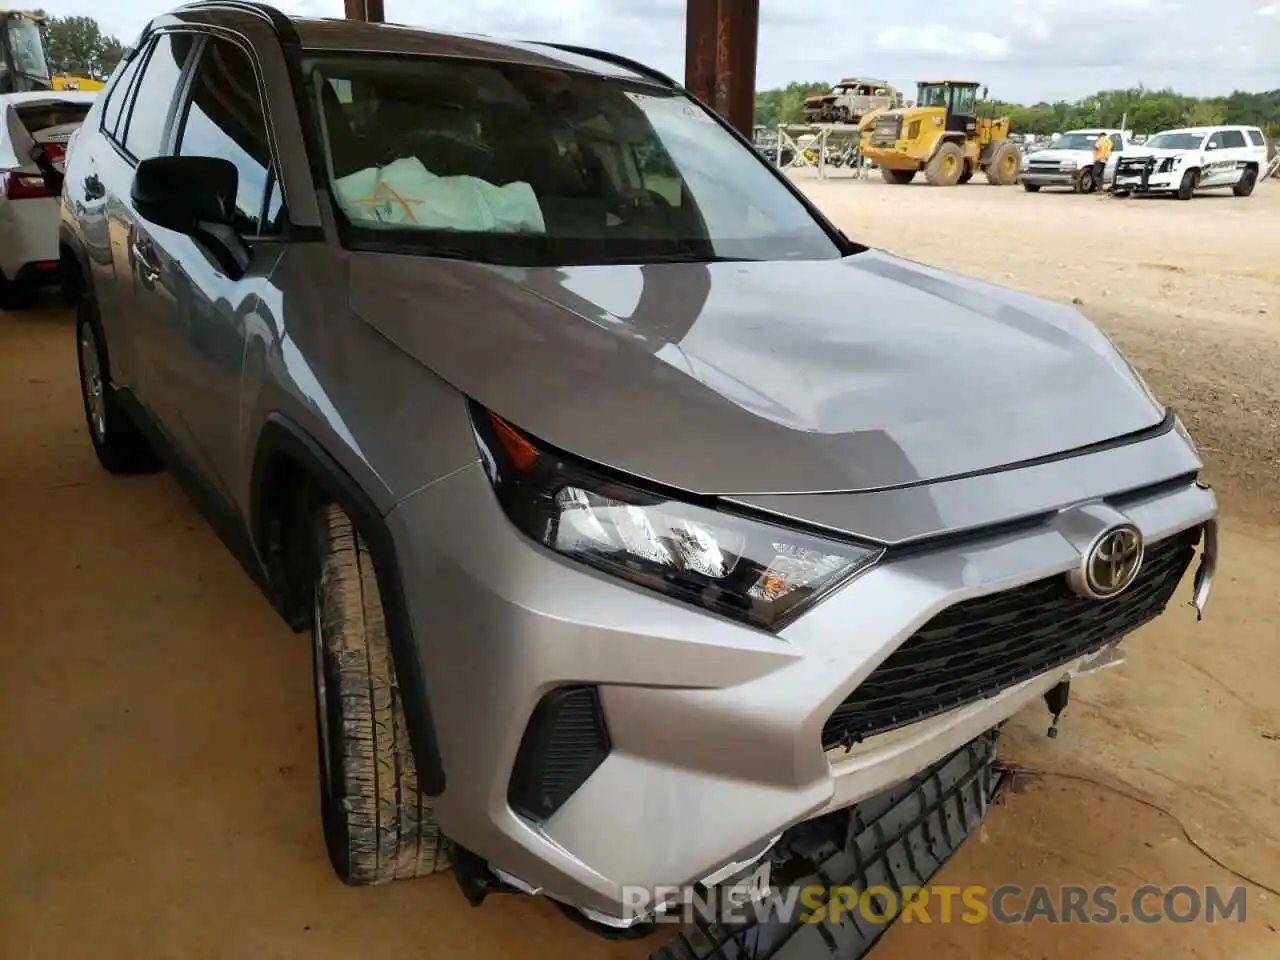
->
(653, 728, 1007, 960)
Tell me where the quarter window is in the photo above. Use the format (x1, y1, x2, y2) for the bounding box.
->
(123, 33, 196, 160)
(1247, 129, 1265, 147)
(176, 37, 278, 235)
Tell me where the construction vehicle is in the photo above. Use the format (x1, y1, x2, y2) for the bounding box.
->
(1, 9, 105, 95)
(51, 74, 105, 92)
(802, 77, 901, 125)
(860, 80, 1022, 186)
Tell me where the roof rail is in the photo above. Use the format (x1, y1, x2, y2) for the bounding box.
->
(174, 1, 299, 42)
(542, 43, 676, 87)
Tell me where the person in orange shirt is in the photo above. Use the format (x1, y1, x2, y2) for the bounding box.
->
(1091, 134, 1114, 192)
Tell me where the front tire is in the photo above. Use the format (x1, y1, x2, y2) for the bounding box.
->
(1076, 167, 1097, 194)
(1022, 182, 1041, 193)
(1177, 168, 1199, 200)
(76, 298, 161, 475)
(984, 140, 1021, 185)
(1234, 168, 1258, 197)
(312, 504, 450, 885)
(880, 167, 916, 185)
(925, 142, 964, 186)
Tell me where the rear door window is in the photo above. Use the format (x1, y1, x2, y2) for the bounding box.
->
(101, 48, 147, 141)
(122, 32, 197, 160)
(1219, 130, 1247, 149)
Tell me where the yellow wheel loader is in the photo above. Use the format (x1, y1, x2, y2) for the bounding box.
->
(0, 9, 106, 94)
(860, 81, 1021, 186)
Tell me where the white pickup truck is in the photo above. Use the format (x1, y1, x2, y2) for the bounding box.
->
(1019, 128, 1129, 194)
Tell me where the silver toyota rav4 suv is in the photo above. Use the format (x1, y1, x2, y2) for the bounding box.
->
(60, 0, 1218, 939)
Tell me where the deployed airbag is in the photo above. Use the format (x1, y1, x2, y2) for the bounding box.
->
(334, 157, 545, 233)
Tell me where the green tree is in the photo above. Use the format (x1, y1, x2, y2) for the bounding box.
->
(1183, 99, 1228, 127)
(39, 14, 124, 80)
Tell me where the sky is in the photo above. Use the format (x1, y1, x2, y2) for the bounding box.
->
(39, 0, 1280, 103)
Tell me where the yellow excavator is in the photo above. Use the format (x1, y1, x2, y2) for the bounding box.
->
(1, 9, 105, 95)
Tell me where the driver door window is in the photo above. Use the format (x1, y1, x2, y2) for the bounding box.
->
(175, 37, 279, 236)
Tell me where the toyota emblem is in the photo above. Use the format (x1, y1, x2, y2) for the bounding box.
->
(1069, 524, 1144, 599)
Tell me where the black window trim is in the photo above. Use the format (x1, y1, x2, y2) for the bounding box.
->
(171, 23, 293, 242)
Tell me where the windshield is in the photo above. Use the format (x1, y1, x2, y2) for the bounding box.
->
(5, 16, 50, 83)
(304, 54, 845, 266)
(1054, 133, 1105, 150)
(917, 83, 949, 108)
(1145, 132, 1204, 150)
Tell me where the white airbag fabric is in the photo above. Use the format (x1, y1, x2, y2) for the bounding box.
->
(334, 157, 545, 233)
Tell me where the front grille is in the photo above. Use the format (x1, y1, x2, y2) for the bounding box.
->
(871, 116, 901, 145)
(1117, 157, 1157, 175)
(821, 526, 1202, 750)
(1028, 160, 1066, 171)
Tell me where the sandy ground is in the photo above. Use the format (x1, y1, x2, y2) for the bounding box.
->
(1, 177, 1278, 959)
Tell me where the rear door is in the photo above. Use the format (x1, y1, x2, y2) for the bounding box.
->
(1244, 128, 1269, 175)
(108, 30, 199, 440)
(1200, 130, 1235, 187)
(78, 46, 149, 390)
(1218, 129, 1249, 186)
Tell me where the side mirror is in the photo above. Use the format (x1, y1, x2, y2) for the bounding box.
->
(131, 156, 250, 278)
(132, 155, 236, 235)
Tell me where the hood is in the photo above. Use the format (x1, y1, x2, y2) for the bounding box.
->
(348, 250, 1165, 496)
(1121, 146, 1191, 160)
(1026, 147, 1091, 162)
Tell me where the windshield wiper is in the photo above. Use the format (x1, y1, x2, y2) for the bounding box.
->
(592, 252, 759, 264)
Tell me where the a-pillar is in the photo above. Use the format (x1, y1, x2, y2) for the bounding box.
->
(684, 0, 760, 137)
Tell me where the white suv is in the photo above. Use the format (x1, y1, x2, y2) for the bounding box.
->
(1113, 125, 1269, 199)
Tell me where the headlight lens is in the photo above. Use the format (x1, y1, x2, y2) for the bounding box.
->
(1060, 159, 1078, 170)
(471, 405, 881, 631)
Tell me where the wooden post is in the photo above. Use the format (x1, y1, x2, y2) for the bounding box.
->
(343, 0, 385, 22)
(685, 0, 759, 137)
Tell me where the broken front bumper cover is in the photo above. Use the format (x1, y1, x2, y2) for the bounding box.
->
(652, 728, 1006, 960)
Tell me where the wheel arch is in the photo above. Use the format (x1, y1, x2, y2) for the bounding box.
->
(249, 413, 447, 796)
(930, 132, 967, 159)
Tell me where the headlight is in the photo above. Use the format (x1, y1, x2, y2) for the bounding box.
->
(1060, 159, 1078, 170)
(471, 404, 882, 631)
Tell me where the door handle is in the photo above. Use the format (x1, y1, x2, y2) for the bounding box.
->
(131, 237, 160, 286)
(84, 172, 105, 200)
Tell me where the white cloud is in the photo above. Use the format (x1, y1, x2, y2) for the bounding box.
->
(877, 24, 1010, 59)
(1259, 2, 1279, 16)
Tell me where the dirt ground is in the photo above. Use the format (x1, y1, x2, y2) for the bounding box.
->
(2, 177, 1278, 960)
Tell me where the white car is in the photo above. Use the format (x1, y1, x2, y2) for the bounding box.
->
(1019, 128, 1130, 193)
(1112, 125, 1269, 200)
(0, 90, 96, 308)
